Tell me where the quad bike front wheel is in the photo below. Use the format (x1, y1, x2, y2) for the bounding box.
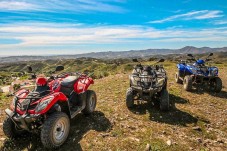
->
(3, 116, 24, 138)
(82, 90, 97, 115)
(210, 77, 222, 93)
(126, 87, 134, 108)
(175, 72, 182, 84)
(41, 112, 70, 149)
(160, 89, 170, 111)
(183, 75, 192, 91)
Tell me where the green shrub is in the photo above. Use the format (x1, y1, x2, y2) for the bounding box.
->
(13, 84, 21, 91)
(103, 71, 109, 77)
(123, 64, 133, 71)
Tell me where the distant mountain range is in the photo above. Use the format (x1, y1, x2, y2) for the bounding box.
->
(1, 46, 227, 63)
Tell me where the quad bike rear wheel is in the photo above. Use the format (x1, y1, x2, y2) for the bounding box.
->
(41, 112, 70, 149)
(183, 75, 192, 91)
(3, 116, 24, 138)
(160, 89, 170, 111)
(175, 72, 182, 84)
(126, 87, 134, 108)
(82, 90, 97, 115)
(210, 77, 222, 93)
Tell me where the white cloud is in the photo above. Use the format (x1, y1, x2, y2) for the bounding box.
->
(0, 0, 126, 13)
(0, 22, 227, 48)
(149, 10, 223, 23)
(0, 1, 42, 11)
(194, 10, 223, 19)
(213, 20, 227, 25)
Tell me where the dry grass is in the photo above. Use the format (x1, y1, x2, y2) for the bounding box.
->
(0, 62, 226, 151)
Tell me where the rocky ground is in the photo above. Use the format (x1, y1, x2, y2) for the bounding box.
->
(0, 62, 226, 151)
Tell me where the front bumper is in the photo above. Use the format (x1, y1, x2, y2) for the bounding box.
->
(5, 108, 40, 131)
(131, 85, 163, 96)
(192, 74, 217, 80)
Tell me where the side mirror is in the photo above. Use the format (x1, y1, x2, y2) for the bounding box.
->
(132, 59, 138, 62)
(31, 74, 36, 79)
(55, 66, 64, 72)
(187, 54, 193, 57)
(158, 59, 165, 63)
(209, 53, 213, 56)
(27, 66, 33, 73)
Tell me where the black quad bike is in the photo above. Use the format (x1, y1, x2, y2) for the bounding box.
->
(126, 59, 170, 111)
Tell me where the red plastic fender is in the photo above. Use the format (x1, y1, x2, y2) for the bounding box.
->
(15, 89, 30, 97)
(74, 77, 94, 94)
(49, 79, 61, 92)
(10, 89, 30, 111)
(35, 92, 68, 114)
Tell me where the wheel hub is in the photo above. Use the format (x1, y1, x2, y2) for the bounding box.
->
(54, 120, 66, 141)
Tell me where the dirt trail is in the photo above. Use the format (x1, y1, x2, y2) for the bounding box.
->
(0, 65, 227, 151)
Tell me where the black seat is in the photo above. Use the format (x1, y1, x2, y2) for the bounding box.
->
(34, 85, 50, 96)
(60, 76, 79, 96)
(61, 76, 79, 87)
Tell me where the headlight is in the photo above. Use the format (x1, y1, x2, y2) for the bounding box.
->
(35, 96, 54, 112)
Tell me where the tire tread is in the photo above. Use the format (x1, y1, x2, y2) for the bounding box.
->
(126, 87, 134, 108)
(41, 112, 70, 149)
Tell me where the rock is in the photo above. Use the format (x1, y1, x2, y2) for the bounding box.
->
(145, 143, 151, 151)
(128, 137, 140, 142)
(0, 123, 3, 126)
(99, 133, 110, 138)
(217, 138, 224, 144)
(0, 138, 6, 141)
(197, 138, 202, 143)
(192, 126, 202, 131)
(166, 140, 172, 146)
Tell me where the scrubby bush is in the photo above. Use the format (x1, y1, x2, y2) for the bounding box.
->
(103, 71, 109, 77)
(13, 84, 21, 91)
(123, 64, 133, 71)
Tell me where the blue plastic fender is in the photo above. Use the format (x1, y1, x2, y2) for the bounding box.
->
(196, 59, 205, 65)
(177, 64, 185, 71)
(208, 67, 219, 76)
(185, 65, 194, 75)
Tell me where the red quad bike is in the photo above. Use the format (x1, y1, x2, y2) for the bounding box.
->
(3, 65, 97, 149)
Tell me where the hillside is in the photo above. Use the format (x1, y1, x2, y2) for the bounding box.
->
(1, 53, 227, 86)
(0, 58, 132, 84)
(1, 46, 227, 63)
(1, 52, 227, 73)
(0, 61, 226, 150)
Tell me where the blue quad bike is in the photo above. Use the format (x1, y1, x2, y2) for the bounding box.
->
(175, 53, 222, 92)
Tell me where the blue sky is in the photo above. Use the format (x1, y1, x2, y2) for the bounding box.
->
(0, 0, 227, 56)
